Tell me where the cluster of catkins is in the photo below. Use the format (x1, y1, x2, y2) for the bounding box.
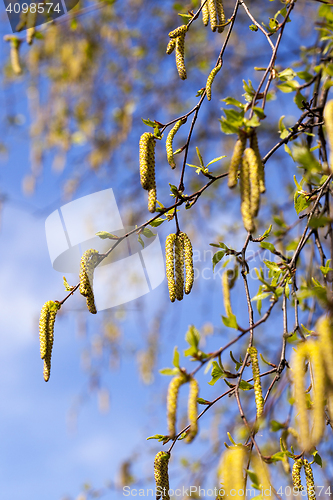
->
(39, 300, 61, 381)
(139, 132, 157, 213)
(167, 372, 199, 443)
(292, 316, 333, 452)
(201, 0, 225, 33)
(292, 459, 315, 500)
(165, 232, 194, 302)
(79, 249, 99, 314)
(166, 0, 225, 81)
(228, 130, 265, 233)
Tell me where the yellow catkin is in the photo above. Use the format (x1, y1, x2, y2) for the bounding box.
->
(167, 373, 188, 437)
(186, 377, 199, 443)
(303, 459, 316, 500)
(201, 0, 209, 26)
(217, 447, 246, 500)
(154, 451, 170, 500)
(165, 234, 177, 302)
(216, 0, 225, 33)
(248, 346, 264, 418)
(228, 135, 247, 189)
(250, 130, 265, 194)
(139, 132, 155, 190)
(174, 234, 184, 301)
(293, 343, 311, 451)
(168, 24, 188, 39)
(175, 33, 187, 80)
(308, 342, 325, 446)
(39, 300, 61, 382)
(292, 459, 304, 491)
(166, 119, 185, 169)
(166, 38, 176, 55)
(26, 10, 37, 45)
(180, 232, 194, 295)
(148, 186, 156, 213)
(206, 62, 222, 101)
(208, 0, 217, 32)
(240, 153, 255, 233)
(79, 249, 99, 314)
(317, 316, 333, 383)
(244, 147, 260, 218)
(222, 270, 233, 317)
(10, 38, 22, 75)
(323, 99, 333, 172)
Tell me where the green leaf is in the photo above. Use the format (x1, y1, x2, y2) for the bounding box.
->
(222, 97, 245, 108)
(249, 24, 258, 32)
(63, 276, 75, 291)
(278, 68, 297, 82)
(264, 260, 281, 273)
(185, 325, 200, 349)
(96, 231, 118, 239)
(141, 118, 156, 128)
(246, 470, 260, 489)
(284, 144, 294, 159)
(270, 420, 285, 432)
(206, 155, 226, 167)
(260, 241, 275, 253)
(208, 361, 225, 385)
(172, 346, 180, 368)
(312, 451, 323, 467)
(270, 451, 286, 462)
(146, 434, 169, 441)
(252, 106, 266, 119)
(297, 70, 313, 82)
(239, 380, 254, 391)
(184, 345, 197, 357)
(150, 218, 165, 227)
(222, 314, 238, 329)
(294, 192, 311, 215)
(197, 398, 211, 405)
(220, 119, 239, 135)
(212, 250, 226, 270)
(260, 224, 273, 240)
(251, 291, 271, 302)
(277, 81, 299, 93)
(142, 227, 156, 238)
(159, 367, 180, 376)
(294, 91, 306, 110)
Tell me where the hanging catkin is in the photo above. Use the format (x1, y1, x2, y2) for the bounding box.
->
(222, 270, 233, 317)
(247, 346, 264, 418)
(154, 451, 171, 500)
(139, 132, 155, 190)
(207, 0, 218, 32)
(217, 447, 247, 500)
(180, 232, 194, 295)
(175, 32, 187, 80)
(240, 152, 255, 233)
(166, 119, 185, 169)
(8, 37, 22, 75)
(250, 130, 265, 194)
(303, 460, 316, 500)
(165, 234, 177, 302)
(228, 135, 247, 189)
(292, 459, 304, 491)
(79, 249, 99, 314)
(216, 0, 225, 33)
(174, 235, 184, 301)
(317, 316, 333, 383)
(186, 377, 199, 443)
(292, 340, 325, 451)
(39, 300, 61, 382)
(201, 0, 209, 26)
(244, 147, 260, 217)
(324, 99, 333, 172)
(166, 38, 176, 55)
(206, 62, 222, 101)
(167, 373, 188, 437)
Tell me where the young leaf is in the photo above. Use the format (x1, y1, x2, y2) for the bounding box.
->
(222, 314, 238, 330)
(172, 346, 180, 368)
